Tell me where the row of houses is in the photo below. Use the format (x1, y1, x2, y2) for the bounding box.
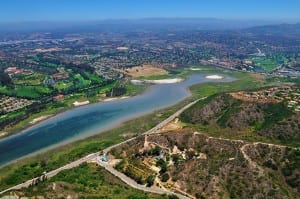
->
(231, 86, 300, 112)
(0, 96, 33, 113)
(4, 67, 33, 76)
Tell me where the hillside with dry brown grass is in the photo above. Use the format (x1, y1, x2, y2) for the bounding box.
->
(180, 91, 300, 145)
(111, 130, 300, 199)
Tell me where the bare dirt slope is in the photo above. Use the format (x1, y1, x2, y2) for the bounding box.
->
(112, 130, 300, 199)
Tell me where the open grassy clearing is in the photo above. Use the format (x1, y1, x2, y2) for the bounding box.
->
(0, 85, 52, 99)
(123, 64, 168, 78)
(12, 73, 46, 86)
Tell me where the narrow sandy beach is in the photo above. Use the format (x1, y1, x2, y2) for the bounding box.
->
(131, 78, 184, 85)
(29, 115, 53, 125)
(103, 96, 130, 102)
(73, 101, 90, 106)
(205, 75, 224, 79)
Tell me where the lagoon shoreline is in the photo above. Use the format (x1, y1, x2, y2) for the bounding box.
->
(0, 73, 232, 166)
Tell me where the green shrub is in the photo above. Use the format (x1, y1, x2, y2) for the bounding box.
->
(161, 173, 170, 182)
(146, 175, 155, 187)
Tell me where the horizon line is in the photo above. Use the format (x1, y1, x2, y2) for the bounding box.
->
(0, 17, 299, 24)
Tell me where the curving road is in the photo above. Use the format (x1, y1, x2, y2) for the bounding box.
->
(96, 159, 190, 199)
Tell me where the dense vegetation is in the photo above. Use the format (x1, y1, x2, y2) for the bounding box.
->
(0, 71, 12, 86)
(15, 162, 172, 199)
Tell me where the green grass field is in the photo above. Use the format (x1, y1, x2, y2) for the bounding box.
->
(74, 73, 91, 88)
(0, 85, 52, 99)
(251, 57, 279, 71)
(0, 110, 26, 123)
(53, 81, 74, 91)
(12, 73, 46, 86)
(189, 69, 267, 100)
(124, 80, 147, 96)
(84, 72, 104, 84)
(96, 81, 118, 94)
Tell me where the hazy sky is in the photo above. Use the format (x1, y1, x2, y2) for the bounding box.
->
(0, 0, 299, 22)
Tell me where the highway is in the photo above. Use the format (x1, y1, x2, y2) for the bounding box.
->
(0, 98, 201, 198)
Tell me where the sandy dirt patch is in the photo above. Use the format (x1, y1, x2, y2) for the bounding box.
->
(34, 47, 68, 52)
(250, 73, 265, 79)
(29, 115, 53, 124)
(205, 75, 224, 79)
(131, 78, 183, 85)
(123, 64, 168, 77)
(190, 68, 202, 71)
(103, 96, 129, 102)
(116, 46, 129, 50)
(160, 118, 183, 132)
(73, 101, 90, 106)
(0, 132, 8, 138)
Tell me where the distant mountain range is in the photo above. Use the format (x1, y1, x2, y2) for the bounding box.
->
(0, 18, 299, 32)
(244, 22, 300, 35)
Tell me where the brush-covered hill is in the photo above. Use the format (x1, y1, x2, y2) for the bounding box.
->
(111, 87, 300, 198)
(111, 130, 300, 199)
(180, 89, 300, 146)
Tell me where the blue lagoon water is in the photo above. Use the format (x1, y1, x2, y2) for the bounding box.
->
(0, 74, 234, 166)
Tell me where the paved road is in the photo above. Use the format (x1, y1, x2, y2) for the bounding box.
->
(0, 98, 201, 197)
(103, 98, 203, 154)
(96, 158, 190, 199)
(0, 153, 99, 195)
(146, 98, 202, 135)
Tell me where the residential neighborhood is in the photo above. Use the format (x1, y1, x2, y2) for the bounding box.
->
(230, 86, 300, 111)
(0, 96, 33, 113)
